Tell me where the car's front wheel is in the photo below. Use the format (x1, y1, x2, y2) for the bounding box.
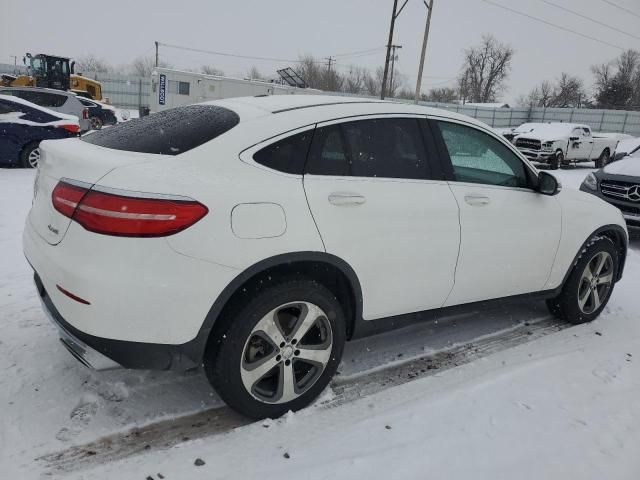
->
(205, 278, 346, 419)
(550, 151, 563, 170)
(546, 236, 618, 324)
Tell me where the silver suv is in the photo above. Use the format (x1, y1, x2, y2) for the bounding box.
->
(0, 86, 90, 132)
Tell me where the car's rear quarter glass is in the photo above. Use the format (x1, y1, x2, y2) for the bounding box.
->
(253, 130, 314, 174)
(81, 105, 240, 155)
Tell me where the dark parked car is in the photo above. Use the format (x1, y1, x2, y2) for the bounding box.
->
(580, 157, 640, 228)
(78, 97, 117, 130)
(0, 94, 80, 168)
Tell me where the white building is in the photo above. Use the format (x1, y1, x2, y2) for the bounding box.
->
(149, 67, 321, 113)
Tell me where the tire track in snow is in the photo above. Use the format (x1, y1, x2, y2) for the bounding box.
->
(38, 316, 568, 474)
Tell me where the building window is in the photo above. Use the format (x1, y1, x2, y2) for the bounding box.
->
(168, 80, 190, 95)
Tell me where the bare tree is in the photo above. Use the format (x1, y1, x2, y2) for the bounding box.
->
(247, 65, 265, 80)
(130, 56, 172, 78)
(73, 55, 111, 74)
(343, 66, 367, 94)
(519, 74, 585, 108)
(201, 65, 224, 76)
(458, 35, 514, 103)
(364, 67, 383, 96)
(551, 73, 585, 107)
(422, 87, 459, 103)
(296, 54, 323, 90)
(592, 49, 640, 109)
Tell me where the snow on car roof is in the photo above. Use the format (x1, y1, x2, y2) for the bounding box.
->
(0, 94, 78, 122)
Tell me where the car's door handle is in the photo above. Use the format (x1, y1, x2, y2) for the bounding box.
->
(464, 194, 490, 206)
(328, 192, 366, 206)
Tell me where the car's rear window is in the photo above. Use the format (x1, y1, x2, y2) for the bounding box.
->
(82, 104, 240, 155)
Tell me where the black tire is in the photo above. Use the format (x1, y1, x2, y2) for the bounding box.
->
(90, 116, 103, 130)
(546, 236, 618, 324)
(550, 151, 563, 170)
(19, 141, 40, 168)
(595, 149, 610, 169)
(205, 278, 346, 419)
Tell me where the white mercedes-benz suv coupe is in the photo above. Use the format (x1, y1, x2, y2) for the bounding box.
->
(23, 95, 628, 418)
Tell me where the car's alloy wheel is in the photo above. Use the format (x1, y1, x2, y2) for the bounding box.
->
(28, 147, 40, 168)
(90, 116, 103, 130)
(546, 236, 618, 324)
(577, 251, 614, 314)
(240, 301, 333, 404)
(205, 278, 346, 419)
(20, 142, 41, 168)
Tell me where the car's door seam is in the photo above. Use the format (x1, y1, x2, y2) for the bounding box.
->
(301, 175, 327, 253)
(441, 181, 463, 307)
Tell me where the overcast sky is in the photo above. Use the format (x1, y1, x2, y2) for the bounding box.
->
(2, 0, 639, 103)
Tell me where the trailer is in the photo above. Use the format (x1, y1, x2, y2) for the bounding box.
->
(149, 67, 321, 113)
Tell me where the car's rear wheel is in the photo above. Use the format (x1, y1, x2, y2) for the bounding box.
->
(205, 278, 346, 419)
(90, 116, 103, 130)
(546, 236, 618, 324)
(20, 142, 40, 168)
(595, 149, 610, 169)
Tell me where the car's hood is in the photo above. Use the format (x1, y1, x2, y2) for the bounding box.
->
(602, 157, 640, 177)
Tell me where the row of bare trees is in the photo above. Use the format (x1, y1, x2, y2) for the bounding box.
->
(74, 38, 640, 111)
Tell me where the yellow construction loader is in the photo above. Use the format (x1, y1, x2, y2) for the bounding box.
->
(1, 53, 104, 102)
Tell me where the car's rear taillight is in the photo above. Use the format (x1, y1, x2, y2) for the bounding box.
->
(82, 108, 89, 119)
(52, 180, 208, 237)
(58, 124, 80, 133)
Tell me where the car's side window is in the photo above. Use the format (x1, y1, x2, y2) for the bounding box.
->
(306, 118, 431, 180)
(436, 121, 529, 188)
(306, 125, 350, 176)
(253, 129, 314, 175)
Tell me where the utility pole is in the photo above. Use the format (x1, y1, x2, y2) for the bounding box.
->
(324, 56, 335, 90)
(381, 0, 408, 99)
(155, 41, 159, 68)
(388, 45, 402, 98)
(414, 0, 434, 104)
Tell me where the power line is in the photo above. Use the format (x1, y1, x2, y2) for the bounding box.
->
(333, 46, 386, 58)
(538, 0, 640, 40)
(479, 0, 625, 50)
(158, 42, 305, 64)
(598, 0, 640, 19)
(158, 42, 387, 66)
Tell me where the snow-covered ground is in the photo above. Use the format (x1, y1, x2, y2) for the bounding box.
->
(1, 165, 639, 479)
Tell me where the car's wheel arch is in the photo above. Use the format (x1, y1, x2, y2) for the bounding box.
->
(560, 224, 627, 290)
(192, 252, 364, 364)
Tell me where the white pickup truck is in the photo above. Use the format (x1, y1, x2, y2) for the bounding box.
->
(511, 123, 619, 170)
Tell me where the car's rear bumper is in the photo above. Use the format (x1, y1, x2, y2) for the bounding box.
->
(23, 215, 240, 370)
(34, 272, 120, 370)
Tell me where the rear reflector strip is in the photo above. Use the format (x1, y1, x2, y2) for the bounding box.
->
(56, 285, 91, 305)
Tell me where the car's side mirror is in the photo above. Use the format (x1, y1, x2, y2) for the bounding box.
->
(570, 136, 579, 141)
(538, 171, 562, 196)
